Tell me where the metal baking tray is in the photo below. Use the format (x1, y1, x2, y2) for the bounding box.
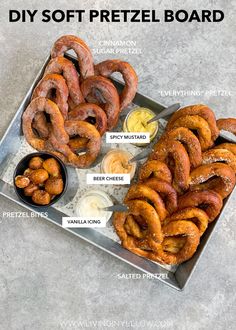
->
(0, 54, 235, 291)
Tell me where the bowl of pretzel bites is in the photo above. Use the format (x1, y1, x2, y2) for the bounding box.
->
(22, 34, 138, 168)
(14, 152, 68, 207)
(113, 107, 236, 265)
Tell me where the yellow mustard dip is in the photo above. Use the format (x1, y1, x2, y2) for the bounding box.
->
(126, 107, 158, 137)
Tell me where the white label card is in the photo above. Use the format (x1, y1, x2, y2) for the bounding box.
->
(106, 132, 150, 144)
(62, 217, 107, 228)
(86, 174, 130, 185)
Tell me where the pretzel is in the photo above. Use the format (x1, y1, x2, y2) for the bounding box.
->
(47, 120, 101, 168)
(138, 160, 172, 183)
(68, 103, 107, 136)
(150, 221, 200, 265)
(81, 76, 120, 130)
(149, 140, 190, 192)
(164, 207, 209, 236)
(156, 127, 202, 168)
(217, 118, 236, 136)
(143, 178, 178, 214)
(113, 200, 163, 254)
(202, 149, 236, 173)
(166, 104, 219, 141)
(51, 35, 94, 79)
(95, 60, 138, 111)
(124, 184, 168, 221)
(22, 97, 69, 151)
(167, 115, 213, 151)
(214, 143, 236, 156)
(177, 190, 223, 222)
(44, 56, 84, 108)
(189, 163, 236, 198)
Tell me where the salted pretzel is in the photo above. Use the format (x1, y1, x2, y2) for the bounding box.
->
(143, 178, 178, 214)
(44, 56, 84, 108)
(113, 199, 163, 254)
(149, 140, 190, 192)
(214, 143, 236, 156)
(81, 76, 120, 130)
(217, 118, 236, 136)
(154, 127, 202, 168)
(124, 184, 168, 221)
(47, 120, 101, 168)
(166, 104, 219, 141)
(202, 149, 236, 173)
(22, 97, 69, 151)
(95, 59, 138, 111)
(51, 35, 94, 79)
(164, 207, 209, 236)
(189, 163, 236, 199)
(138, 160, 172, 183)
(167, 115, 213, 151)
(177, 190, 223, 222)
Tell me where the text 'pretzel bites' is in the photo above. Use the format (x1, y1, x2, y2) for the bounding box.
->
(51, 35, 94, 79)
(95, 59, 138, 111)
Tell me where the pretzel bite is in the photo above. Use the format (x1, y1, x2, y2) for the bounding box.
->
(164, 207, 209, 236)
(217, 118, 236, 136)
(166, 104, 219, 141)
(68, 103, 107, 136)
(48, 120, 101, 168)
(138, 160, 172, 183)
(45, 178, 63, 195)
(144, 178, 178, 214)
(124, 183, 168, 221)
(44, 56, 84, 107)
(51, 35, 94, 79)
(23, 168, 34, 177)
(30, 169, 49, 184)
(22, 97, 69, 151)
(29, 156, 43, 170)
(42, 158, 61, 177)
(178, 190, 223, 222)
(202, 149, 236, 173)
(157, 127, 202, 168)
(95, 59, 138, 111)
(15, 175, 30, 188)
(189, 163, 236, 199)
(32, 190, 51, 205)
(81, 76, 120, 130)
(169, 115, 213, 151)
(24, 183, 39, 197)
(149, 140, 190, 193)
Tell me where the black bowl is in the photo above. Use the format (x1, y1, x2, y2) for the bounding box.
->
(13, 152, 68, 208)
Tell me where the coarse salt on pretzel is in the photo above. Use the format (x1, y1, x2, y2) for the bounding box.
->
(189, 163, 236, 199)
(166, 104, 219, 141)
(138, 160, 172, 183)
(95, 59, 138, 111)
(149, 140, 190, 193)
(217, 118, 236, 136)
(156, 127, 202, 168)
(164, 207, 209, 236)
(51, 35, 94, 79)
(81, 76, 120, 130)
(124, 183, 168, 221)
(202, 149, 236, 173)
(143, 178, 178, 214)
(177, 190, 223, 222)
(22, 97, 69, 151)
(44, 56, 84, 108)
(214, 143, 236, 156)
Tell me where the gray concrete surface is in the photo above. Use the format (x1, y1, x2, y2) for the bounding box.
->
(0, 0, 236, 329)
